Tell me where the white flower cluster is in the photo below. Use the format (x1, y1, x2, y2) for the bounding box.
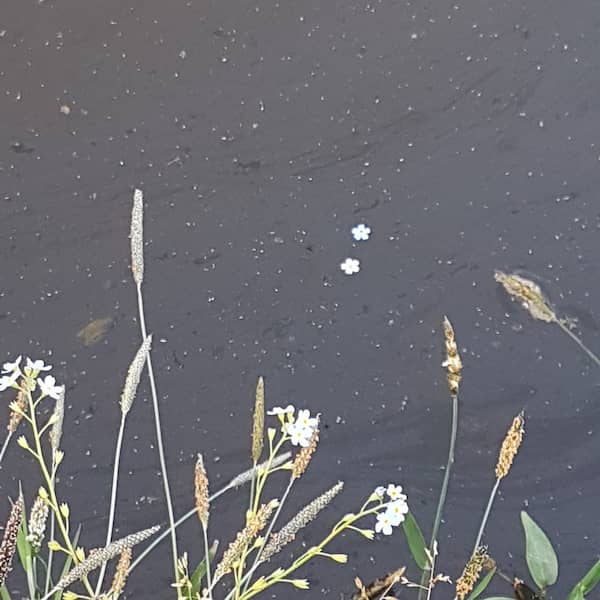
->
(0, 356, 62, 399)
(267, 405, 319, 447)
(373, 484, 409, 535)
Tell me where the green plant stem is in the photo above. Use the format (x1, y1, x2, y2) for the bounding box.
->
(94, 412, 127, 596)
(238, 477, 295, 597)
(472, 477, 501, 554)
(45, 513, 55, 595)
(556, 320, 600, 368)
(129, 453, 291, 574)
(418, 393, 459, 600)
(202, 524, 214, 599)
(135, 281, 179, 587)
(27, 389, 94, 597)
(0, 432, 12, 466)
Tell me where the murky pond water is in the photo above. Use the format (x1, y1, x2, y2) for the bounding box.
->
(2, 0, 600, 597)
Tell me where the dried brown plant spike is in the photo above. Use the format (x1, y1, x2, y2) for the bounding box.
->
(49, 386, 65, 454)
(455, 546, 488, 600)
(442, 316, 462, 397)
(251, 376, 265, 464)
(494, 271, 556, 323)
(260, 481, 344, 563)
(292, 424, 319, 479)
(130, 188, 144, 286)
(212, 499, 277, 585)
(0, 493, 23, 587)
(350, 567, 406, 600)
(495, 412, 525, 480)
(8, 389, 27, 433)
(194, 453, 209, 527)
(109, 547, 132, 598)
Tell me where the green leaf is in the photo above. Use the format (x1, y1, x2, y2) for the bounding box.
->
(16, 515, 32, 572)
(0, 585, 11, 600)
(467, 567, 497, 600)
(520, 511, 558, 588)
(402, 511, 428, 570)
(567, 559, 600, 600)
(190, 540, 218, 595)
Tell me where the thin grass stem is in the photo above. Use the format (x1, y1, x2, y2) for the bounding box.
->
(202, 524, 214, 599)
(472, 477, 501, 554)
(135, 282, 179, 585)
(0, 433, 12, 466)
(556, 320, 600, 368)
(94, 412, 127, 595)
(418, 393, 458, 600)
(44, 513, 55, 595)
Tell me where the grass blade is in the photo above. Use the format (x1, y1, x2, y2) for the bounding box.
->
(567, 559, 600, 600)
(191, 541, 218, 595)
(466, 567, 496, 600)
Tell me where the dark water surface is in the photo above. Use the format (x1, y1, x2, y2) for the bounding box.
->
(2, 0, 600, 597)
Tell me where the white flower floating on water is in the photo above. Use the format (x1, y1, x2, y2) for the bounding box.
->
(25, 357, 52, 375)
(340, 257, 360, 275)
(351, 223, 371, 241)
(37, 375, 63, 400)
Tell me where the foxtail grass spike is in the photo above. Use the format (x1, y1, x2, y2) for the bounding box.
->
(0, 493, 23, 587)
(251, 376, 265, 464)
(212, 500, 277, 586)
(130, 189, 144, 286)
(110, 547, 132, 598)
(260, 481, 344, 563)
(56, 525, 159, 591)
(8, 389, 27, 433)
(49, 385, 65, 454)
(455, 547, 488, 600)
(228, 452, 292, 488)
(27, 494, 49, 553)
(495, 412, 525, 480)
(120, 335, 152, 415)
(442, 316, 462, 397)
(195, 454, 209, 527)
(292, 425, 319, 479)
(494, 270, 556, 323)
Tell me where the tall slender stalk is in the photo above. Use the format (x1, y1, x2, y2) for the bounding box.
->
(0, 433, 11, 466)
(472, 478, 500, 554)
(130, 188, 179, 588)
(556, 320, 600, 368)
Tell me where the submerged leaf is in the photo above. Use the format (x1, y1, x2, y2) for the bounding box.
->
(520, 511, 558, 589)
(77, 317, 113, 346)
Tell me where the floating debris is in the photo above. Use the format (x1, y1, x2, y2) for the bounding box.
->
(340, 258, 360, 275)
(77, 317, 113, 346)
(351, 223, 371, 241)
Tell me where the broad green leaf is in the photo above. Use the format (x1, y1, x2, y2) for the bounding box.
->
(16, 517, 32, 572)
(567, 559, 600, 600)
(0, 585, 11, 600)
(190, 540, 218, 595)
(467, 567, 497, 600)
(521, 511, 558, 588)
(402, 511, 428, 570)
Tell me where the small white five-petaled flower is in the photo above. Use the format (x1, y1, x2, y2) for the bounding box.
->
(351, 224, 371, 241)
(267, 405, 295, 416)
(340, 258, 360, 275)
(25, 357, 52, 374)
(37, 376, 63, 400)
(0, 371, 20, 392)
(2, 356, 22, 375)
(386, 484, 406, 501)
(375, 512, 395, 536)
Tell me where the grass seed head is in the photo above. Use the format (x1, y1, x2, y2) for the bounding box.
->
(495, 411, 525, 480)
(455, 546, 488, 600)
(494, 271, 556, 323)
(8, 389, 28, 433)
(194, 453, 209, 527)
(49, 386, 65, 455)
(292, 424, 319, 479)
(130, 189, 144, 285)
(109, 547, 132, 599)
(120, 335, 152, 415)
(0, 493, 23, 587)
(252, 376, 265, 464)
(442, 316, 462, 397)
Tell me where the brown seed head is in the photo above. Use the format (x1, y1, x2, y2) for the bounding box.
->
(212, 500, 277, 584)
(49, 386, 65, 454)
(442, 316, 462, 397)
(455, 546, 488, 600)
(251, 376, 265, 464)
(194, 454, 209, 527)
(495, 412, 525, 480)
(292, 424, 319, 480)
(0, 493, 24, 587)
(120, 335, 152, 415)
(109, 547, 132, 598)
(8, 389, 28, 433)
(130, 188, 144, 286)
(494, 271, 556, 323)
